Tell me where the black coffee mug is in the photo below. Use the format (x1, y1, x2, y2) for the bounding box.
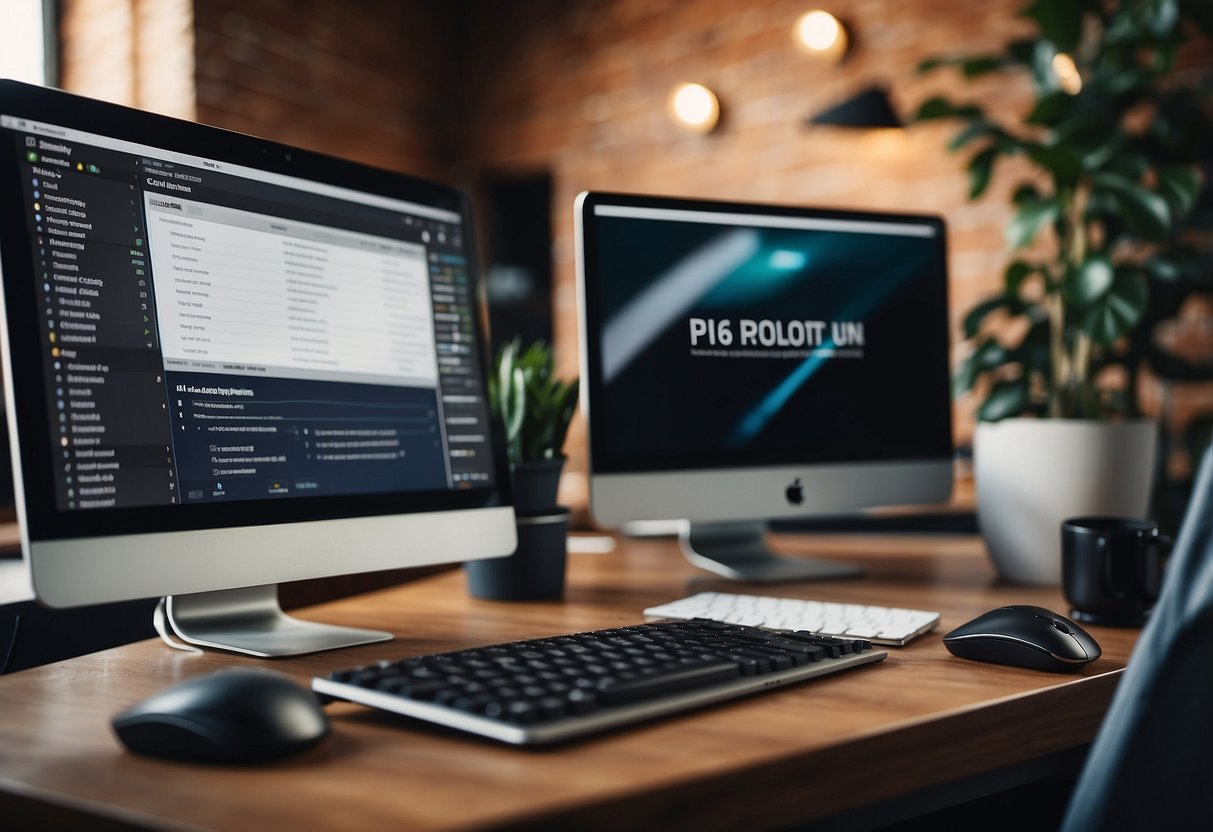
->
(1061, 517, 1171, 627)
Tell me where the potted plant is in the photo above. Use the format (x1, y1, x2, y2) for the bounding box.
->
(917, 0, 1213, 583)
(491, 338, 580, 512)
(466, 338, 579, 599)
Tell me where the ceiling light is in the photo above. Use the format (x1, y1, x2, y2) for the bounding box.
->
(794, 10, 848, 63)
(668, 83, 721, 134)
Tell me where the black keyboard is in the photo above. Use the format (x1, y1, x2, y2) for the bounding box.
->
(313, 620, 887, 744)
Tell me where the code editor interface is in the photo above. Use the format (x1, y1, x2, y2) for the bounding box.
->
(4, 115, 494, 510)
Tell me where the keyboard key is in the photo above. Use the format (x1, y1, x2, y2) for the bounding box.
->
(506, 701, 539, 725)
(597, 660, 739, 704)
(566, 688, 599, 713)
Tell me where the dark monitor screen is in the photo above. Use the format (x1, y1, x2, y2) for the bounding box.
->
(0, 82, 508, 544)
(580, 194, 952, 477)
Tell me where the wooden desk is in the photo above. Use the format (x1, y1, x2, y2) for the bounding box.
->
(0, 534, 1139, 831)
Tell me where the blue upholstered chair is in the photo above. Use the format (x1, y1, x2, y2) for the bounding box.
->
(1060, 446, 1213, 830)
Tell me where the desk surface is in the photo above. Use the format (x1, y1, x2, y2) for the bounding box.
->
(0, 533, 1138, 831)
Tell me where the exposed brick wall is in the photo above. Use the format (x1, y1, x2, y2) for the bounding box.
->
(59, 0, 138, 107)
(462, 0, 1040, 336)
(133, 0, 196, 119)
(59, 0, 195, 119)
(61, 0, 457, 182)
(191, 0, 461, 180)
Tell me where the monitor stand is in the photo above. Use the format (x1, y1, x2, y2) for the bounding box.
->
(153, 584, 393, 658)
(679, 521, 863, 583)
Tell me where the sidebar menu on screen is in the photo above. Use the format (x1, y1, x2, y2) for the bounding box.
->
(428, 242, 494, 489)
(20, 135, 175, 509)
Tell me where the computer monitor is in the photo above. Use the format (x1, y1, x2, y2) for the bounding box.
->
(0, 81, 515, 656)
(575, 192, 953, 582)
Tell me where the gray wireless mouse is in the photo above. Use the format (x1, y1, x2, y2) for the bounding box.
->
(112, 669, 330, 763)
(942, 605, 1101, 672)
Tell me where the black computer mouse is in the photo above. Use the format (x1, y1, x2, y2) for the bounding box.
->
(112, 669, 330, 764)
(942, 605, 1101, 672)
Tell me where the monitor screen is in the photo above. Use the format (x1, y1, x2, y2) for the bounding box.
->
(0, 82, 514, 612)
(577, 192, 952, 527)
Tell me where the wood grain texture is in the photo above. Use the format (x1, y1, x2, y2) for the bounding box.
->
(0, 533, 1140, 831)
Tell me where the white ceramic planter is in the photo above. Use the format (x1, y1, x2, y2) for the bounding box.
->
(974, 419, 1157, 585)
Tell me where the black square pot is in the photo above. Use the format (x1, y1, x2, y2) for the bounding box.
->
(465, 508, 570, 600)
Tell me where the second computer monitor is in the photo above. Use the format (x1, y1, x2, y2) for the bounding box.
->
(575, 192, 952, 582)
(0, 81, 515, 656)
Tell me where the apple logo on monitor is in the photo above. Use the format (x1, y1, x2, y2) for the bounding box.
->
(785, 478, 804, 505)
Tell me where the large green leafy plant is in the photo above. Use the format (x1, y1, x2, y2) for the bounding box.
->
(489, 339, 579, 465)
(918, 0, 1213, 421)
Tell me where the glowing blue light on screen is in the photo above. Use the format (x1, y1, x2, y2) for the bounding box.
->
(701, 245, 811, 307)
(768, 249, 807, 271)
(728, 343, 835, 446)
(725, 249, 933, 448)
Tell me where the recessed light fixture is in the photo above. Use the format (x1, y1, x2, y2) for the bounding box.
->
(1052, 53, 1082, 95)
(668, 83, 721, 134)
(794, 10, 848, 64)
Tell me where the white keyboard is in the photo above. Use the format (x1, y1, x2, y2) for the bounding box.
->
(644, 591, 940, 646)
